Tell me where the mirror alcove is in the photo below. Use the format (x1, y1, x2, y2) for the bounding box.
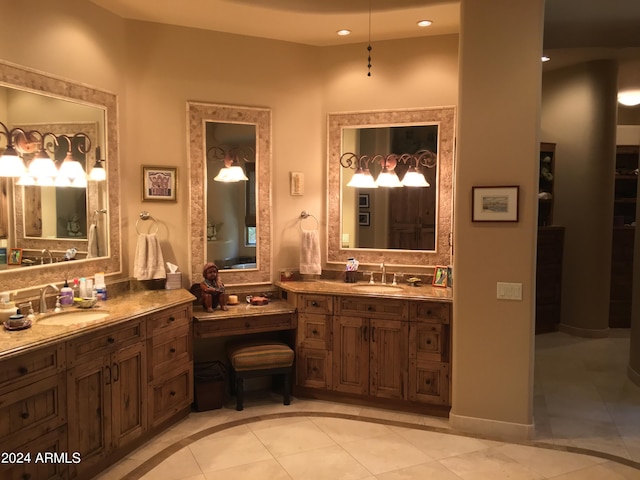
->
(327, 107, 456, 269)
(0, 60, 121, 292)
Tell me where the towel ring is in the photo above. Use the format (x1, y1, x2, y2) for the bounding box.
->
(299, 210, 319, 231)
(136, 211, 159, 235)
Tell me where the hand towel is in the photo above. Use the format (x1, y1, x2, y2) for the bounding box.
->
(87, 224, 99, 258)
(299, 229, 321, 275)
(134, 233, 166, 280)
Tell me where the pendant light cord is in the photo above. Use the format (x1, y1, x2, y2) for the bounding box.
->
(367, 0, 372, 76)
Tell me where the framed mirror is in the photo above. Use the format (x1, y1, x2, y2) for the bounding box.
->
(188, 102, 271, 286)
(0, 60, 120, 292)
(327, 107, 455, 268)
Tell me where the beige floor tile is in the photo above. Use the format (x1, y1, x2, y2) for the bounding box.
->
(340, 431, 432, 475)
(277, 444, 372, 480)
(139, 446, 203, 480)
(390, 426, 496, 460)
(251, 418, 337, 457)
(375, 461, 466, 480)
(438, 448, 544, 480)
(202, 458, 292, 480)
(495, 443, 603, 477)
(93, 457, 144, 480)
(547, 462, 640, 480)
(311, 416, 395, 444)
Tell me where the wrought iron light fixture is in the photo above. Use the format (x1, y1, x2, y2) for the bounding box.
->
(89, 146, 106, 182)
(207, 144, 254, 183)
(340, 150, 437, 188)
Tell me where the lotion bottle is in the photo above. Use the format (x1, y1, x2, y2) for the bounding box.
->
(60, 280, 74, 306)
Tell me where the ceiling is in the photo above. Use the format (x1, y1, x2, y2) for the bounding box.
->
(89, 0, 640, 85)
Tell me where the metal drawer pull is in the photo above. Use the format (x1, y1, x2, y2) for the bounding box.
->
(244, 322, 251, 328)
(311, 301, 318, 307)
(22, 473, 31, 480)
(169, 316, 176, 322)
(426, 339, 432, 345)
(107, 337, 115, 344)
(105, 365, 112, 385)
(312, 329, 318, 335)
(367, 306, 374, 311)
(170, 347, 176, 353)
(425, 379, 431, 385)
(18, 366, 28, 375)
(21, 411, 29, 419)
(170, 390, 176, 396)
(113, 363, 120, 382)
(363, 325, 368, 341)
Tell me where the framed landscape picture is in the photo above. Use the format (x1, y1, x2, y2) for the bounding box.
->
(472, 186, 519, 222)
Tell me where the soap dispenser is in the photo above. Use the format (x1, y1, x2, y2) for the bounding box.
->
(60, 280, 74, 306)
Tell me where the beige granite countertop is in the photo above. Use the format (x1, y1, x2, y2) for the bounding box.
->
(0, 289, 195, 360)
(275, 280, 453, 302)
(192, 300, 296, 321)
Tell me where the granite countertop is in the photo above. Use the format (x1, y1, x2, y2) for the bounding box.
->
(192, 300, 296, 321)
(0, 289, 195, 360)
(275, 279, 453, 302)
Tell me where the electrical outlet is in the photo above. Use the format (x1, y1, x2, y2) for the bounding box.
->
(497, 282, 522, 300)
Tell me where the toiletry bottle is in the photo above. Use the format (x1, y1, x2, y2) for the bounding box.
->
(60, 280, 74, 306)
(0, 293, 17, 324)
(79, 278, 87, 298)
(94, 272, 107, 301)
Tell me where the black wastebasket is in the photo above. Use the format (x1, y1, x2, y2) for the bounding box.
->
(194, 361, 227, 411)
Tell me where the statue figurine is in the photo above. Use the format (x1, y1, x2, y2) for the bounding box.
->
(200, 262, 228, 312)
(67, 214, 83, 237)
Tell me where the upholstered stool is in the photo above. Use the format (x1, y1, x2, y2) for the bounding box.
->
(226, 340, 294, 411)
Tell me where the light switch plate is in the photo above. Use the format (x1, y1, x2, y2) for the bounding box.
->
(497, 282, 523, 300)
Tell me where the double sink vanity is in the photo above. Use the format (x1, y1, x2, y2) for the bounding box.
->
(0, 279, 451, 480)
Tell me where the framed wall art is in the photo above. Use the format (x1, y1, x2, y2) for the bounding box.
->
(8, 248, 23, 265)
(432, 265, 448, 287)
(142, 166, 177, 202)
(359, 193, 370, 209)
(472, 186, 519, 222)
(358, 212, 370, 226)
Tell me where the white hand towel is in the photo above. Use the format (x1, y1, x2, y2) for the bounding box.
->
(134, 233, 167, 280)
(299, 229, 321, 275)
(87, 224, 99, 258)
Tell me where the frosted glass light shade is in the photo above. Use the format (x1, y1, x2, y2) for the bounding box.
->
(347, 168, 378, 188)
(401, 167, 430, 187)
(58, 153, 87, 180)
(0, 146, 26, 177)
(375, 168, 403, 187)
(214, 165, 248, 182)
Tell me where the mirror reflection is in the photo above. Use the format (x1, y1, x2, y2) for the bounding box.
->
(341, 125, 439, 250)
(205, 122, 257, 269)
(327, 107, 455, 268)
(188, 102, 271, 287)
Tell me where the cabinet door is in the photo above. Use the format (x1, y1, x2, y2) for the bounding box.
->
(408, 360, 450, 405)
(332, 316, 369, 395)
(67, 353, 111, 478)
(297, 348, 332, 389)
(409, 321, 448, 363)
(111, 343, 147, 449)
(369, 319, 407, 400)
(0, 426, 69, 480)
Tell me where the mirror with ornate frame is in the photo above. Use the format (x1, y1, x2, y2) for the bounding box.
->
(187, 102, 271, 286)
(0, 60, 120, 292)
(327, 107, 455, 268)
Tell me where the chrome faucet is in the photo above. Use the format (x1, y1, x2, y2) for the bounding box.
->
(41, 249, 53, 265)
(40, 284, 59, 314)
(380, 263, 387, 284)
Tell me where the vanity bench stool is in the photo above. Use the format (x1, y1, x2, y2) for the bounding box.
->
(226, 340, 294, 411)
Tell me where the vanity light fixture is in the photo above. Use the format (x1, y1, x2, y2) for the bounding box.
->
(0, 121, 28, 177)
(208, 144, 254, 183)
(89, 146, 106, 181)
(340, 150, 437, 188)
(56, 133, 91, 188)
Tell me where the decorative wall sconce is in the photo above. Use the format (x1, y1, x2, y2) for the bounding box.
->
(0, 120, 96, 187)
(89, 146, 106, 182)
(340, 149, 437, 188)
(207, 144, 254, 183)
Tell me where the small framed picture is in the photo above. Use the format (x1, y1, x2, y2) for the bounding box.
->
(359, 194, 370, 209)
(8, 248, 23, 265)
(432, 265, 448, 287)
(359, 212, 370, 226)
(142, 166, 177, 202)
(447, 266, 453, 288)
(472, 186, 519, 222)
(290, 172, 304, 195)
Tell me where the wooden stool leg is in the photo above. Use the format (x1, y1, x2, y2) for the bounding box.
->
(236, 376, 244, 411)
(283, 372, 290, 405)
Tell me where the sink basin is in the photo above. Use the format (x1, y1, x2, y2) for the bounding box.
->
(37, 310, 110, 326)
(351, 284, 403, 294)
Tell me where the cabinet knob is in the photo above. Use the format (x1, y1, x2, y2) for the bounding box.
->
(169, 316, 176, 322)
(312, 329, 318, 335)
(22, 474, 31, 480)
(107, 337, 115, 344)
(367, 306, 374, 311)
(244, 322, 250, 328)
(311, 301, 318, 307)
(170, 390, 176, 396)
(426, 340, 432, 345)
(426, 310, 432, 315)
(18, 366, 28, 375)
(21, 411, 30, 419)
(425, 379, 431, 385)
(170, 347, 176, 353)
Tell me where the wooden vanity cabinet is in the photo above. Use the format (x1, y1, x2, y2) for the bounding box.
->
(66, 319, 146, 479)
(296, 294, 333, 389)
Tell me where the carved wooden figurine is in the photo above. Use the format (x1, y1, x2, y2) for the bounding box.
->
(200, 262, 228, 312)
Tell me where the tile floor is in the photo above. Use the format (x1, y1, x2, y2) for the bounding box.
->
(96, 330, 640, 480)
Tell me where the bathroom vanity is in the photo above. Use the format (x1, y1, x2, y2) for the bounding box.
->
(0, 289, 194, 480)
(277, 280, 453, 417)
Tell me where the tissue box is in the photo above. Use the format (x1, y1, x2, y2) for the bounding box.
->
(165, 272, 182, 290)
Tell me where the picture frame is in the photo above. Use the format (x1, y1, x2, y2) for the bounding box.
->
(359, 193, 370, 209)
(432, 265, 448, 287)
(8, 248, 23, 265)
(472, 186, 519, 222)
(142, 166, 177, 202)
(290, 171, 304, 195)
(358, 212, 370, 226)
(447, 266, 453, 288)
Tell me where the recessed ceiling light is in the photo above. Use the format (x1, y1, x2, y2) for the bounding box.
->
(337, 29, 351, 36)
(541, 56, 551, 62)
(618, 90, 640, 107)
(417, 20, 433, 27)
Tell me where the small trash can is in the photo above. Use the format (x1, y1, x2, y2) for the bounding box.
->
(194, 361, 227, 411)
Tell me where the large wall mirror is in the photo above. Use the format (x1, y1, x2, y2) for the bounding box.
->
(0, 60, 120, 292)
(188, 102, 271, 286)
(327, 107, 455, 268)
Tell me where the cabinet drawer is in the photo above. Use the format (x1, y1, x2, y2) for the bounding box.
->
(149, 366, 192, 427)
(147, 304, 191, 337)
(337, 297, 407, 320)
(0, 426, 68, 480)
(299, 294, 333, 314)
(0, 344, 65, 394)
(195, 313, 295, 337)
(66, 320, 145, 366)
(408, 359, 449, 405)
(297, 313, 332, 349)
(410, 302, 450, 324)
(148, 324, 192, 381)
(0, 372, 67, 450)
(409, 322, 448, 362)
(296, 348, 332, 389)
